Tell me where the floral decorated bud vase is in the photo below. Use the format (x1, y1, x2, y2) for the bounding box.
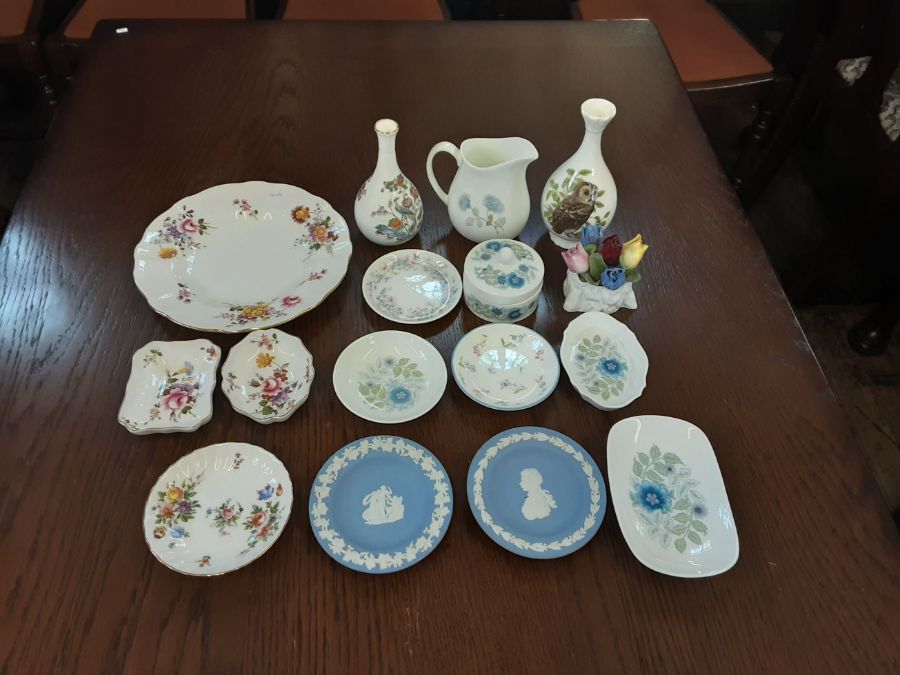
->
(542, 99, 618, 249)
(355, 119, 423, 246)
(563, 271, 636, 314)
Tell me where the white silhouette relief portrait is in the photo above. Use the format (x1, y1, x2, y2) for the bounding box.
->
(519, 468, 557, 521)
(362, 485, 405, 525)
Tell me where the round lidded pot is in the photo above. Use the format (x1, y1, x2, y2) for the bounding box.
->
(463, 239, 544, 323)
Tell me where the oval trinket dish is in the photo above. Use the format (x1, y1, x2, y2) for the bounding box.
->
(221, 329, 314, 424)
(143, 442, 293, 576)
(310, 436, 453, 574)
(452, 324, 559, 411)
(332, 331, 447, 424)
(463, 239, 544, 323)
(467, 427, 606, 559)
(362, 249, 461, 324)
(560, 311, 647, 410)
(607, 416, 739, 578)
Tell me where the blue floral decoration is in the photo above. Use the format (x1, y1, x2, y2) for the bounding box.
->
(169, 526, 187, 539)
(491, 307, 503, 316)
(458, 194, 471, 211)
(508, 309, 522, 320)
(483, 194, 504, 213)
(601, 267, 626, 290)
(633, 482, 672, 512)
(518, 264, 530, 273)
(388, 386, 412, 407)
(507, 274, 525, 289)
(257, 484, 274, 500)
(599, 358, 624, 377)
(495, 274, 508, 287)
(691, 503, 708, 518)
(485, 241, 502, 252)
(480, 253, 492, 260)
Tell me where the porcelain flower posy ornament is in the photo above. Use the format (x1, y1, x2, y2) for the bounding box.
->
(562, 227, 648, 314)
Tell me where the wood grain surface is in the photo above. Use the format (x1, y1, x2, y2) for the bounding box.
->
(1, 20, 897, 674)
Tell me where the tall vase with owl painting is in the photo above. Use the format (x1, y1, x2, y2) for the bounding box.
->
(355, 119, 423, 246)
(541, 99, 617, 249)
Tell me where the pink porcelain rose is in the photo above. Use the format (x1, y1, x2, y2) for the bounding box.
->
(163, 390, 190, 412)
(261, 377, 283, 398)
(178, 218, 199, 234)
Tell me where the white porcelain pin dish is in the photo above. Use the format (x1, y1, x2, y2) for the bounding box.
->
(362, 249, 461, 324)
(133, 181, 352, 333)
(332, 331, 447, 424)
(607, 416, 739, 578)
(143, 442, 293, 576)
(452, 324, 559, 410)
(118, 339, 220, 435)
(221, 329, 314, 424)
(560, 311, 647, 410)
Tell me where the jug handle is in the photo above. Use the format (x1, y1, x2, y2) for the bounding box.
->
(426, 142, 460, 205)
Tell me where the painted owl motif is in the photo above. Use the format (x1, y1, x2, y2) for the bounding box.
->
(550, 181, 598, 237)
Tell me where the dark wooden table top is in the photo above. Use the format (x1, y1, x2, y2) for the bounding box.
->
(1, 20, 897, 674)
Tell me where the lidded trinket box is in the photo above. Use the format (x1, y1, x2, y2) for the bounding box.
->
(463, 238, 544, 323)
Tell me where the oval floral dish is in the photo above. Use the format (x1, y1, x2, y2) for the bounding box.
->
(607, 416, 739, 577)
(143, 442, 293, 576)
(467, 427, 606, 559)
(332, 331, 447, 424)
(560, 311, 648, 410)
(118, 339, 220, 435)
(221, 329, 314, 424)
(452, 324, 559, 410)
(133, 181, 352, 333)
(362, 249, 462, 324)
(309, 436, 453, 574)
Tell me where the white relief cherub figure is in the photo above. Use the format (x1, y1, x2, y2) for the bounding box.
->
(362, 485, 405, 525)
(520, 468, 557, 521)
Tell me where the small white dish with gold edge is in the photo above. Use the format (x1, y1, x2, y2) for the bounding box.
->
(221, 329, 314, 424)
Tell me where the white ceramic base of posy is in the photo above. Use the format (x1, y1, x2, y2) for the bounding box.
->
(607, 416, 739, 578)
(563, 271, 636, 314)
(143, 442, 293, 576)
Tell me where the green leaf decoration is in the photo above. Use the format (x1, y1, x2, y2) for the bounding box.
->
(588, 252, 606, 281)
(624, 269, 641, 283)
(632, 459, 643, 476)
(644, 470, 664, 483)
(673, 513, 691, 523)
(663, 452, 682, 464)
(687, 531, 702, 545)
(650, 446, 661, 460)
(652, 462, 667, 474)
(638, 452, 650, 465)
(673, 499, 690, 510)
(578, 169, 591, 175)
(398, 358, 409, 365)
(393, 366, 401, 376)
(691, 520, 708, 533)
(675, 538, 687, 553)
(601, 391, 610, 400)
(566, 168, 575, 175)
(411, 370, 423, 377)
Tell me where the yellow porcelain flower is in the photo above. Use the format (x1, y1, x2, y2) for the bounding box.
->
(256, 352, 275, 369)
(241, 303, 270, 320)
(166, 486, 184, 503)
(291, 206, 310, 224)
(158, 247, 177, 259)
(620, 234, 648, 269)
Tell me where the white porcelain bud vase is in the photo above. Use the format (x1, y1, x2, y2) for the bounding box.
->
(563, 271, 636, 314)
(541, 99, 618, 249)
(355, 119, 423, 246)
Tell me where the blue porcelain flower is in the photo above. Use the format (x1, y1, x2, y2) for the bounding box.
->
(483, 194, 504, 213)
(257, 484, 274, 500)
(169, 526, 187, 540)
(580, 224, 604, 247)
(691, 503, 708, 518)
(633, 482, 672, 512)
(599, 358, 624, 377)
(485, 241, 502, 252)
(458, 194, 471, 211)
(508, 309, 522, 320)
(601, 267, 626, 290)
(388, 386, 413, 407)
(507, 273, 525, 288)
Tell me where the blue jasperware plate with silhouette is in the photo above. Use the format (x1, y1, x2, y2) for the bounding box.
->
(467, 427, 606, 559)
(309, 436, 453, 573)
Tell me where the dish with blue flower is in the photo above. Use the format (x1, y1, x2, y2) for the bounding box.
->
(309, 436, 453, 573)
(560, 311, 647, 410)
(143, 442, 293, 576)
(332, 330, 447, 424)
(452, 324, 560, 410)
(467, 427, 606, 559)
(607, 416, 739, 577)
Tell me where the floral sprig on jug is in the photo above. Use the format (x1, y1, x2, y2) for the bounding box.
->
(561, 227, 649, 314)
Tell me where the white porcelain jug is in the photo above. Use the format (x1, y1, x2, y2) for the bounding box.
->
(541, 99, 618, 248)
(426, 137, 538, 243)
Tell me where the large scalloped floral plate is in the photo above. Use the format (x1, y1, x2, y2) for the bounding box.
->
(133, 181, 352, 332)
(309, 436, 452, 574)
(143, 442, 293, 576)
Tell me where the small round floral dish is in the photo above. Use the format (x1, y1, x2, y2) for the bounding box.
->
(362, 249, 462, 324)
(133, 181, 352, 333)
(221, 329, 314, 424)
(452, 324, 559, 411)
(467, 427, 606, 559)
(560, 311, 648, 410)
(118, 339, 220, 435)
(309, 436, 452, 574)
(143, 442, 293, 576)
(332, 331, 447, 424)
(463, 239, 544, 323)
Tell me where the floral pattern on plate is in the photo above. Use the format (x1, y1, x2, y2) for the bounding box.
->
(452, 325, 559, 410)
(630, 445, 708, 554)
(243, 482, 285, 550)
(358, 357, 425, 411)
(154, 205, 214, 259)
(571, 334, 628, 401)
(292, 204, 340, 255)
(370, 175, 423, 243)
(233, 198, 258, 219)
(151, 473, 205, 549)
(207, 498, 243, 535)
(362, 250, 462, 324)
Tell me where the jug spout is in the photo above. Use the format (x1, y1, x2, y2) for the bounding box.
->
(459, 137, 539, 170)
